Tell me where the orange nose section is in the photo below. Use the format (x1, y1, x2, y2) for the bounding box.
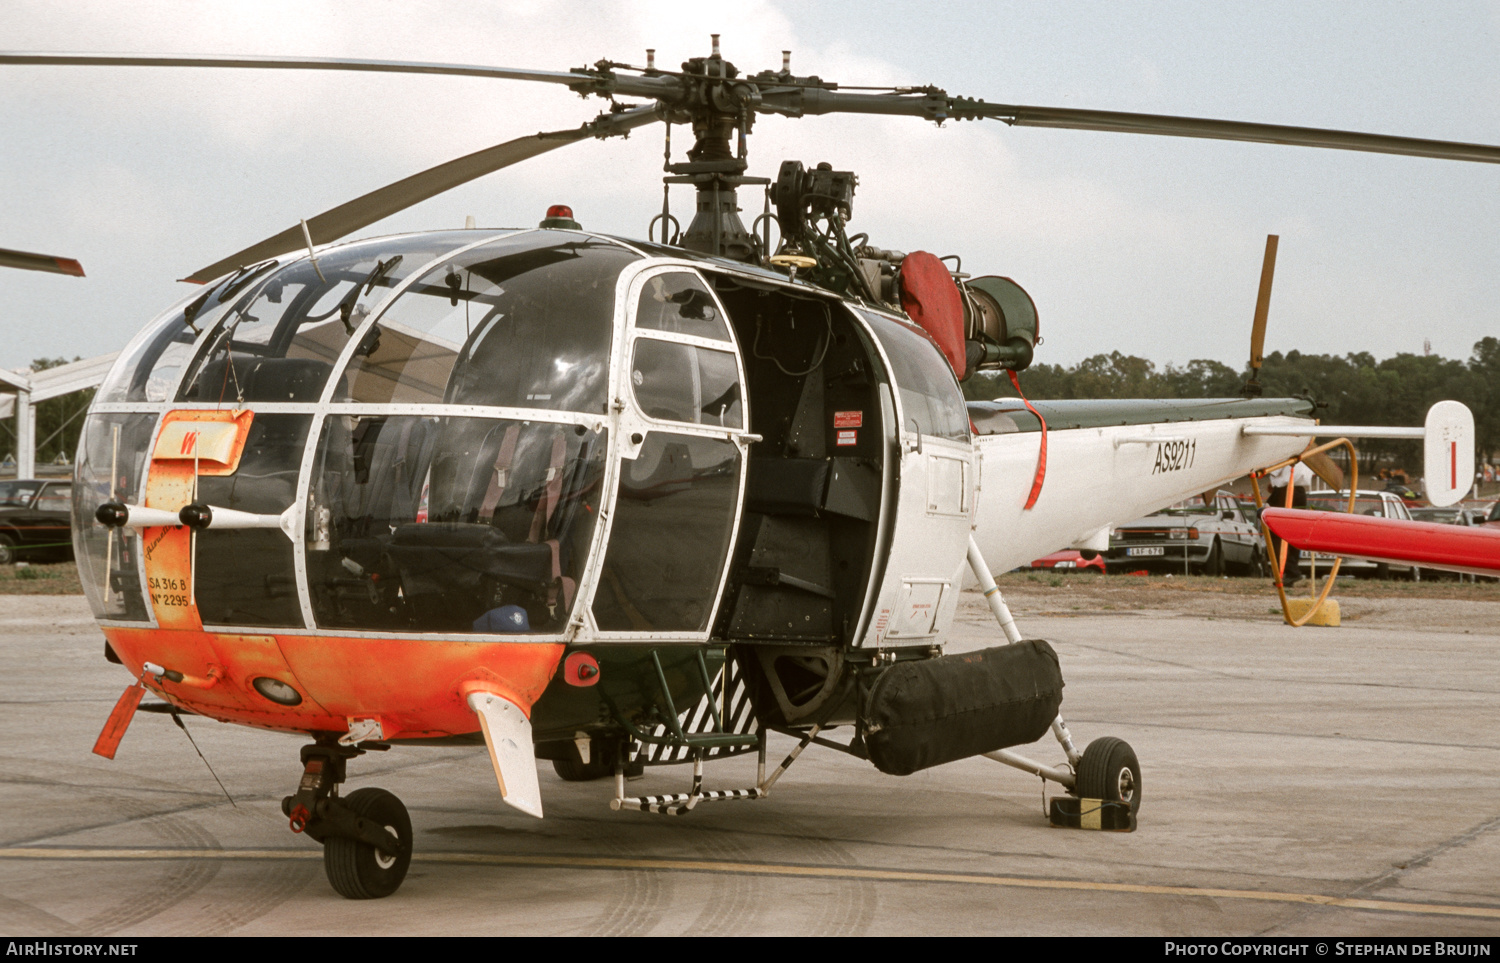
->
(102, 626, 565, 739)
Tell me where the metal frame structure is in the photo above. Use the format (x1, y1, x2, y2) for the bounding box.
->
(0, 354, 119, 478)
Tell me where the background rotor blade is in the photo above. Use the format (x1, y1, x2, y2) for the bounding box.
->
(1302, 446, 1346, 491)
(183, 105, 661, 283)
(0, 52, 676, 99)
(1249, 234, 1279, 376)
(0, 247, 85, 277)
(994, 105, 1500, 164)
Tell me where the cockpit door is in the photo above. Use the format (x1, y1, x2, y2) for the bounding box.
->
(854, 310, 977, 647)
(586, 268, 750, 639)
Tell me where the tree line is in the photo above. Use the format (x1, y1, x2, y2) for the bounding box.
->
(964, 338, 1500, 475)
(5, 339, 1497, 479)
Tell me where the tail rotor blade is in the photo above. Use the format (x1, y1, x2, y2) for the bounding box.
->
(183, 105, 661, 284)
(1244, 234, 1278, 395)
(1303, 446, 1345, 491)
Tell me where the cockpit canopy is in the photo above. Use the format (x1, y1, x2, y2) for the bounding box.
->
(103, 230, 638, 412)
(75, 227, 973, 653)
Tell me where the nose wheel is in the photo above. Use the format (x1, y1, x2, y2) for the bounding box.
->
(282, 741, 413, 899)
(323, 788, 412, 899)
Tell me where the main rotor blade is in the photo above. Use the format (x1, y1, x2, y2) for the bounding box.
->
(15, 51, 1496, 164)
(784, 90, 1500, 164)
(0, 52, 679, 99)
(996, 105, 1500, 164)
(184, 105, 661, 284)
(0, 247, 85, 277)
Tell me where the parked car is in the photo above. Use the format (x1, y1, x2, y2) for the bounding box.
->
(1028, 549, 1105, 573)
(1410, 506, 1472, 525)
(0, 479, 74, 565)
(1466, 508, 1492, 527)
(1105, 491, 1265, 576)
(1406, 504, 1495, 580)
(1301, 489, 1420, 579)
(1382, 482, 1423, 506)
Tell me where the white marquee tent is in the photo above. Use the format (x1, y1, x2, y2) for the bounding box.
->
(0, 353, 118, 478)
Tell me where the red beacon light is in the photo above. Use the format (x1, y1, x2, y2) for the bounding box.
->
(539, 204, 581, 230)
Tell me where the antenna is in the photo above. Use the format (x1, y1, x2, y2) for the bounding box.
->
(300, 219, 327, 283)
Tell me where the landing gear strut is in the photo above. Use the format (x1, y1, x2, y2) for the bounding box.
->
(968, 537, 1141, 830)
(281, 740, 412, 899)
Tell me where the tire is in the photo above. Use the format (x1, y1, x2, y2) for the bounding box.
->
(1248, 549, 1267, 579)
(552, 742, 618, 782)
(324, 788, 412, 899)
(1074, 737, 1141, 815)
(1200, 539, 1224, 577)
(0, 534, 14, 566)
(552, 756, 614, 782)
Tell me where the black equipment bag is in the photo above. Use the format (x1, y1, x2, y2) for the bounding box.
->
(862, 641, 1064, 776)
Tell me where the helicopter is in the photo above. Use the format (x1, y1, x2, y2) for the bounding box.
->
(2, 39, 1491, 900)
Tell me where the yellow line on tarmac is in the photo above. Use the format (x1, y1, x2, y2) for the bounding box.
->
(4, 847, 1498, 921)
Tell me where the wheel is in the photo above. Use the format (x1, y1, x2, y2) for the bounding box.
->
(1074, 737, 1141, 815)
(552, 756, 614, 781)
(324, 787, 412, 899)
(0, 534, 14, 566)
(1247, 548, 1267, 579)
(552, 741, 618, 782)
(1200, 539, 1224, 577)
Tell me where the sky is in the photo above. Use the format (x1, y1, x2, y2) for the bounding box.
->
(1, 0, 1496, 377)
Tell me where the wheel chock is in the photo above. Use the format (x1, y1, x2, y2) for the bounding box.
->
(1284, 597, 1340, 626)
(1049, 796, 1136, 831)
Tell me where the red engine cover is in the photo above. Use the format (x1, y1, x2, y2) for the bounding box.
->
(898, 251, 965, 378)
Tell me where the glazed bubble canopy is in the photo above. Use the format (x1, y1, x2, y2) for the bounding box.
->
(304, 415, 608, 635)
(340, 233, 639, 413)
(96, 234, 472, 405)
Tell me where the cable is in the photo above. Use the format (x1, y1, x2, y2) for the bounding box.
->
(752, 298, 833, 377)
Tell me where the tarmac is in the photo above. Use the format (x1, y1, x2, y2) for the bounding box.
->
(1, 590, 1497, 937)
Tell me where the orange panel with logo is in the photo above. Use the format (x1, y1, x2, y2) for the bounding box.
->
(140, 410, 255, 631)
